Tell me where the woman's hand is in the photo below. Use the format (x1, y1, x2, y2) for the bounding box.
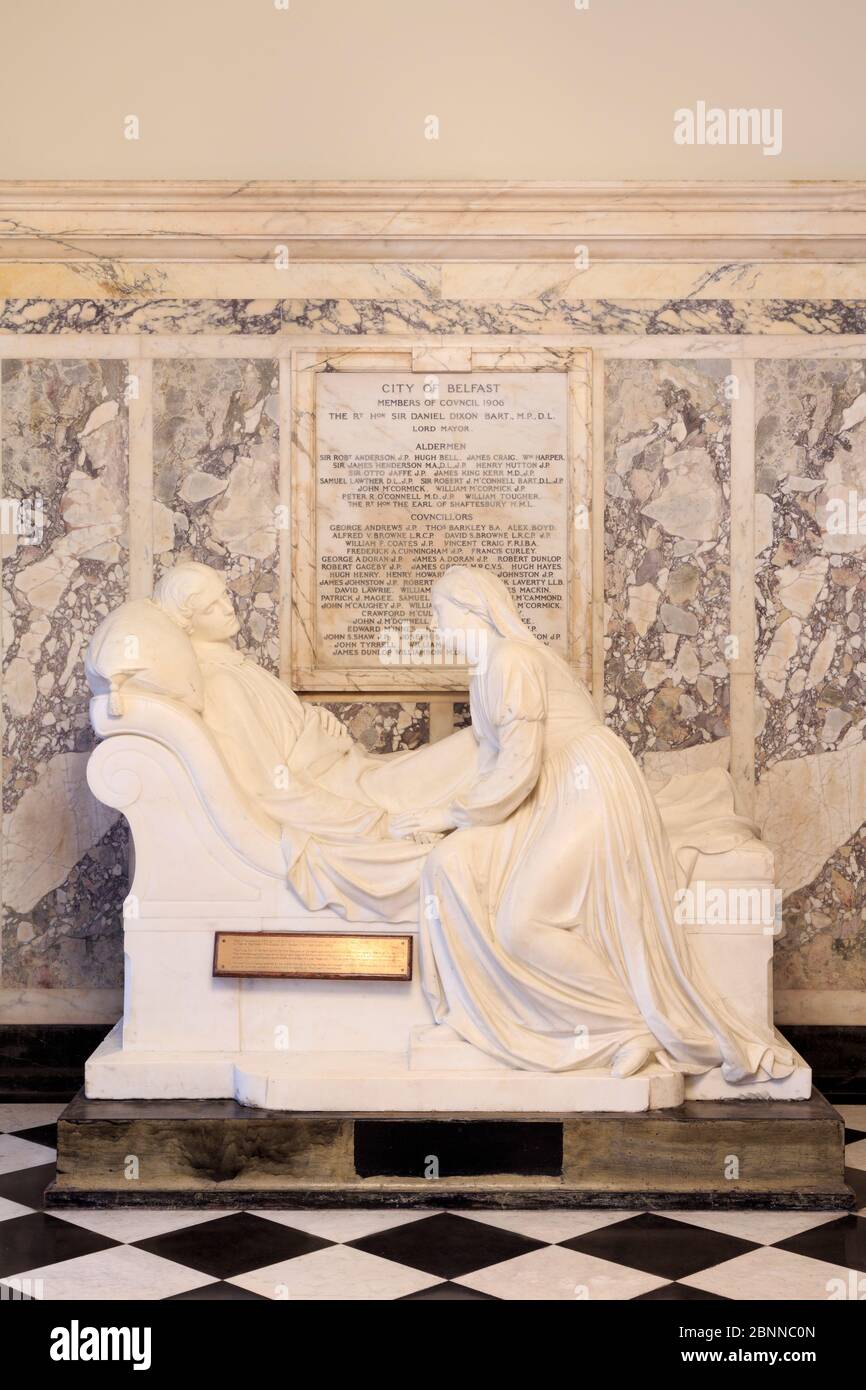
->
(388, 806, 458, 841)
(316, 707, 350, 740)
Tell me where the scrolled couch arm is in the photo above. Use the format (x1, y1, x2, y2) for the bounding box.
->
(88, 690, 285, 880)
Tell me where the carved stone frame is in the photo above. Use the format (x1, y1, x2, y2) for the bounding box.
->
(290, 343, 591, 692)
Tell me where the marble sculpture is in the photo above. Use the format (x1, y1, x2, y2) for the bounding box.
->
(81, 561, 810, 1111)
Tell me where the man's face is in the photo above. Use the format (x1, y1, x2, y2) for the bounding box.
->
(189, 582, 240, 642)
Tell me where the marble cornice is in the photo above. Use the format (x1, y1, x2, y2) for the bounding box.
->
(2, 181, 866, 263)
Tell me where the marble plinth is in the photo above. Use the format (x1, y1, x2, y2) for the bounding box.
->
(86, 1019, 812, 1114)
(45, 1088, 853, 1211)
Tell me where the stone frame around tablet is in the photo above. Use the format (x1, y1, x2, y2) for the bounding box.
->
(290, 344, 592, 692)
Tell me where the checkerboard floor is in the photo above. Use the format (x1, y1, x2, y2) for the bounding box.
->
(1, 1102, 865, 1301)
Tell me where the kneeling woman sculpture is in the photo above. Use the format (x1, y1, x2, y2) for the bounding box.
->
(389, 566, 794, 1084)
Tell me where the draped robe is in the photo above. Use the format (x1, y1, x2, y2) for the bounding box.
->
(192, 636, 793, 1081)
(416, 636, 794, 1081)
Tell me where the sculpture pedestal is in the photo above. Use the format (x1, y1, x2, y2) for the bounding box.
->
(45, 1088, 853, 1211)
(85, 1020, 813, 1114)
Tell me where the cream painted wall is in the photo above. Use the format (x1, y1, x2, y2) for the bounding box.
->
(1, 0, 864, 180)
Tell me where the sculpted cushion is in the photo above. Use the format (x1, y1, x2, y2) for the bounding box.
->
(85, 598, 204, 714)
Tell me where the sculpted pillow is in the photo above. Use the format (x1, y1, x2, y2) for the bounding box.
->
(85, 598, 204, 714)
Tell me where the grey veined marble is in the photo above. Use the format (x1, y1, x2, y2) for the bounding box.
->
(2, 359, 129, 987)
(604, 359, 732, 758)
(153, 358, 280, 671)
(312, 701, 430, 753)
(754, 359, 866, 995)
(755, 359, 866, 770)
(1, 297, 866, 336)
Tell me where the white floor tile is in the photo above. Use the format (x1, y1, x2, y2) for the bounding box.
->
(52, 1207, 236, 1243)
(836, 1105, 866, 1132)
(448, 1208, 633, 1244)
(0, 1133, 57, 1174)
(843, 1137, 866, 1171)
(0, 1196, 36, 1221)
(661, 1208, 846, 1245)
(255, 1208, 436, 1243)
(0, 1103, 65, 1133)
(0, 1245, 209, 1301)
(681, 1245, 864, 1300)
(230, 1243, 439, 1300)
(455, 1244, 666, 1300)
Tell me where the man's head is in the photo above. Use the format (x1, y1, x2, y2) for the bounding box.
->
(152, 562, 240, 643)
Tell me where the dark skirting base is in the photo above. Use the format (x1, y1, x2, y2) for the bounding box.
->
(45, 1088, 854, 1211)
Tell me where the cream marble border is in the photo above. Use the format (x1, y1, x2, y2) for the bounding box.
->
(278, 356, 293, 683)
(0, 987, 122, 1024)
(4, 261, 866, 302)
(729, 360, 757, 818)
(775, 990, 866, 1026)
(3, 333, 866, 360)
(128, 358, 153, 599)
(591, 351, 606, 715)
(2, 181, 865, 264)
(0, 361, 4, 994)
(289, 345, 591, 692)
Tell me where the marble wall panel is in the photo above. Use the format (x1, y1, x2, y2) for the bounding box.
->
(1, 321, 864, 1022)
(153, 358, 280, 671)
(2, 359, 129, 987)
(774, 825, 866, 992)
(603, 359, 732, 759)
(453, 701, 472, 731)
(1, 297, 866, 337)
(755, 359, 866, 993)
(310, 700, 430, 753)
(755, 359, 866, 769)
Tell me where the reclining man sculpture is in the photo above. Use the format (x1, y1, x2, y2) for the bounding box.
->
(86, 560, 794, 1087)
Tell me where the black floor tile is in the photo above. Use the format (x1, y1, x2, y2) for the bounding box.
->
(350, 1212, 544, 1280)
(10, 1123, 57, 1150)
(0, 1212, 119, 1279)
(133, 1212, 332, 1280)
(634, 1281, 730, 1301)
(166, 1280, 271, 1301)
(399, 1280, 500, 1300)
(560, 1212, 758, 1281)
(774, 1214, 866, 1274)
(844, 1166, 866, 1209)
(0, 1163, 55, 1212)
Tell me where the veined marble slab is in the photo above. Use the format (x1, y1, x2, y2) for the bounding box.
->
(604, 358, 731, 758)
(2, 358, 129, 989)
(1, 298, 866, 337)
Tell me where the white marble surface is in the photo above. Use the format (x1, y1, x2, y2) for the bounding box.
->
(86, 1020, 685, 1112)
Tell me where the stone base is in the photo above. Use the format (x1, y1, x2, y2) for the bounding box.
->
(85, 1021, 813, 1113)
(45, 1088, 853, 1211)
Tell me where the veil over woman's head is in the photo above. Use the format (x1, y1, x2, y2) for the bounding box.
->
(432, 566, 576, 682)
(432, 567, 538, 644)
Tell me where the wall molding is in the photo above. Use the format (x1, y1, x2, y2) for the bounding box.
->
(2, 180, 866, 264)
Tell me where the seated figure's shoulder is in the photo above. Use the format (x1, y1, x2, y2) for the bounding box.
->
(486, 638, 546, 678)
(483, 639, 548, 720)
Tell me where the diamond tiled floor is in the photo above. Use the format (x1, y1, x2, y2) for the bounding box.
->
(0, 1100, 862, 1301)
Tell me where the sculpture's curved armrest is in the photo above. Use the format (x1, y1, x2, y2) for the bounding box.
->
(89, 690, 285, 878)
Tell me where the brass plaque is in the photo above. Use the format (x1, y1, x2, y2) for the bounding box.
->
(213, 931, 413, 981)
